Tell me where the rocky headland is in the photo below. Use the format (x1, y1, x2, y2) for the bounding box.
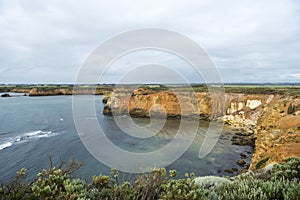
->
(103, 86, 300, 171)
(27, 87, 107, 96)
(0, 85, 113, 96)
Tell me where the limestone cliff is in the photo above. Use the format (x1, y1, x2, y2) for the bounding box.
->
(104, 88, 271, 127)
(28, 87, 107, 96)
(103, 88, 217, 119)
(103, 88, 300, 169)
(249, 96, 300, 170)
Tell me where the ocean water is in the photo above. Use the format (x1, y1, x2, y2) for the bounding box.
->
(0, 94, 252, 182)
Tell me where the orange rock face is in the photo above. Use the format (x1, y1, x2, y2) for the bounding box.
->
(105, 88, 218, 119)
(103, 87, 300, 169)
(249, 96, 300, 170)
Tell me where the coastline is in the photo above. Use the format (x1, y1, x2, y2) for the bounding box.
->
(102, 86, 300, 171)
(2, 84, 300, 172)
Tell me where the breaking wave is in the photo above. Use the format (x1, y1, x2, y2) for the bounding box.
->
(0, 130, 59, 151)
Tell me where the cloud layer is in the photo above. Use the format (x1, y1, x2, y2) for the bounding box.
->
(0, 0, 299, 83)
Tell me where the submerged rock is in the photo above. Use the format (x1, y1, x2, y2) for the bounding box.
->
(231, 134, 255, 147)
(103, 105, 113, 116)
(1, 93, 11, 97)
(237, 159, 246, 166)
(232, 168, 238, 172)
(240, 153, 248, 158)
(224, 169, 233, 173)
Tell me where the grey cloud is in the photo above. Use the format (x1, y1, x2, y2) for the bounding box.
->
(0, 0, 299, 83)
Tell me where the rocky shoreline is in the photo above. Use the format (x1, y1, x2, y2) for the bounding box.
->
(102, 87, 300, 172)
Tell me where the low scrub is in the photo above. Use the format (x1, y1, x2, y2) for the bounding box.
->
(0, 157, 299, 199)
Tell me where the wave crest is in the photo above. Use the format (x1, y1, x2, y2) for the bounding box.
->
(0, 130, 59, 151)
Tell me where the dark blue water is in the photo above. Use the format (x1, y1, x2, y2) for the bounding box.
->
(0, 94, 252, 182)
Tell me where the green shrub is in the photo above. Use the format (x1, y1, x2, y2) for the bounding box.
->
(0, 168, 35, 200)
(161, 176, 204, 200)
(0, 157, 300, 199)
(271, 157, 300, 180)
(211, 176, 300, 200)
(31, 159, 86, 199)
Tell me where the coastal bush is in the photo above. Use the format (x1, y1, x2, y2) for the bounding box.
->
(194, 176, 230, 189)
(0, 168, 35, 200)
(0, 157, 299, 199)
(211, 175, 300, 200)
(270, 157, 300, 180)
(31, 159, 86, 199)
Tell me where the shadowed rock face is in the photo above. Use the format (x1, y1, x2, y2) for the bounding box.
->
(103, 87, 300, 169)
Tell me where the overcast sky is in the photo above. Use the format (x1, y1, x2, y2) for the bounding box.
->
(0, 0, 300, 84)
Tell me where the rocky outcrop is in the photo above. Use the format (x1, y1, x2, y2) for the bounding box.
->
(1, 93, 11, 97)
(249, 96, 300, 170)
(103, 88, 271, 126)
(28, 87, 108, 96)
(103, 88, 300, 169)
(103, 88, 224, 119)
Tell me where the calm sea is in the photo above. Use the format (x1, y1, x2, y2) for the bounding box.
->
(0, 94, 252, 182)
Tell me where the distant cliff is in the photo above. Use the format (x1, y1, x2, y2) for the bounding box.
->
(103, 87, 300, 170)
(28, 87, 107, 96)
(1, 85, 114, 96)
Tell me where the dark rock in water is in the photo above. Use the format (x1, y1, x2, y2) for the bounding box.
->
(224, 169, 233, 173)
(1, 93, 11, 97)
(237, 159, 246, 166)
(232, 168, 238, 172)
(103, 105, 112, 116)
(240, 153, 247, 158)
(231, 133, 255, 147)
(102, 96, 109, 104)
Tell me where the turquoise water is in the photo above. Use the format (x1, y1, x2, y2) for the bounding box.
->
(0, 94, 252, 182)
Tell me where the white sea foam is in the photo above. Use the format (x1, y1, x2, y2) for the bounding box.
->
(25, 130, 52, 137)
(0, 142, 13, 150)
(0, 130, 59, 151)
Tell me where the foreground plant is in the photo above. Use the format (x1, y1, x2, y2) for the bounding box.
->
(0, 157, 299, 199)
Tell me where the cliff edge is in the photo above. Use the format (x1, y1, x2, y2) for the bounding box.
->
(103, 87, 300, 170)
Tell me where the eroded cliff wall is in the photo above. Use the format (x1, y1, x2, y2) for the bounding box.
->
(104, 88, 272, 129)
(103, 88, 300, 169)
(249, 96, 300, 170)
